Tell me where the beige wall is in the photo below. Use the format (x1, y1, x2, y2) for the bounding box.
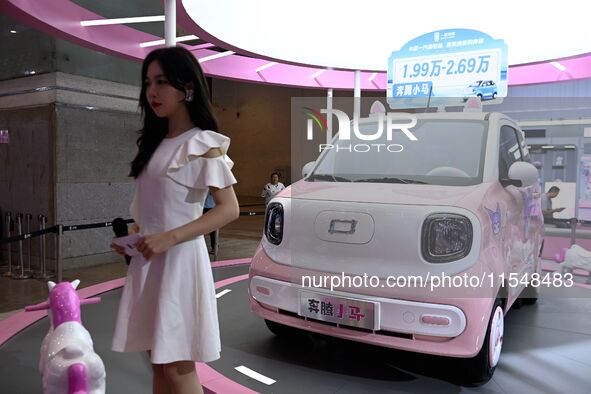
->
(0, 105, 55, 223)
(212, 79, 295, 198)
(0, 105, 55, 268)
(211, 79, 363, 199)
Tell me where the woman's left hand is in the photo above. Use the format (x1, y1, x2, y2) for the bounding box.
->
(137, 231, 176, 260)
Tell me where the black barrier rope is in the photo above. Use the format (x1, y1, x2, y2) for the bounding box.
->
(61, 218, 135, 233)
(0, 226, 58, 245)
(1, 211, 264, 245)
(0, 219, 135, 244)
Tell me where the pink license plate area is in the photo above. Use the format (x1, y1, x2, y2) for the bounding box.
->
(298, 290, 379, 330)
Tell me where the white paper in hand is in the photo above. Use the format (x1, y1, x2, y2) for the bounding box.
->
(112, 233, 142, 256)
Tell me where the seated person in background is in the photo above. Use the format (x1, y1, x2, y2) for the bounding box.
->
(541, 186, 565, 223)
(261, 172, 285, 206)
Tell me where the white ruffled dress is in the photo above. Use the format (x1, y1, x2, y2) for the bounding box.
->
(112, 128, 236, 364)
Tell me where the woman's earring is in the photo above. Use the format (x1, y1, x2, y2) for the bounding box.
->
(185, 89, 194, 102)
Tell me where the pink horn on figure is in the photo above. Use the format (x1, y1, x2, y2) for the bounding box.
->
(25, 302, 50, 312)
(79, 297, 101, 306)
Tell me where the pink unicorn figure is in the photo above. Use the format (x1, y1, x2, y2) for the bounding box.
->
(25, 280, 106, 394)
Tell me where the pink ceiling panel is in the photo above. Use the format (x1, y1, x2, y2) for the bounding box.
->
(508, 54, 591, 86)
(2, 0, 590, 90)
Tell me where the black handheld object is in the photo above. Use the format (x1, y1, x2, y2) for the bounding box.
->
(112, 218, 131, 265)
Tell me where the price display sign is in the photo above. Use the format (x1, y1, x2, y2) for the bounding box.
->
(387, 29, 508, 109)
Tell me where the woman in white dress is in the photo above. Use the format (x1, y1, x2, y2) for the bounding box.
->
(261, 172, 285, 205)
(110, 47, 239, 394)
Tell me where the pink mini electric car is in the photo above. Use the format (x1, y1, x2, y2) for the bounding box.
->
(248, 110, 543, 384)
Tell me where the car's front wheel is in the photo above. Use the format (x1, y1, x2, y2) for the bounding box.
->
(462, 298, 504, 385)
(492, 92, 497, 99)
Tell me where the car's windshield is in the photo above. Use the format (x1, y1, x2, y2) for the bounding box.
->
(308, 119, 487, 186)
(469, 81, 482, 87)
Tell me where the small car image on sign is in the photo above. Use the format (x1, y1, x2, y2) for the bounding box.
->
(463, 80, 498, 101)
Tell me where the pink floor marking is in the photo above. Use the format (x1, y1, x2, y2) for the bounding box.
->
(0, 260, 256, 394)
(211, 258, 252, 268)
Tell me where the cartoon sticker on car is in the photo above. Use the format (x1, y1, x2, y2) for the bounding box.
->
(485, 203, 502, 235)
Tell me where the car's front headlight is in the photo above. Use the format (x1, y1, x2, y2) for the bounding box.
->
(264, 202, 284, 245)
(421, 214, 472, 263)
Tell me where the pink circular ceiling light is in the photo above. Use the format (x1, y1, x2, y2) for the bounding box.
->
(1, 0, 591, 90)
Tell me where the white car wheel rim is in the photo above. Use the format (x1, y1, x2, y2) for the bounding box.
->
(489, 306, 504, 367)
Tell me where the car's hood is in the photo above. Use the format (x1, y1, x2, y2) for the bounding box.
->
(278, 180, 489, 207)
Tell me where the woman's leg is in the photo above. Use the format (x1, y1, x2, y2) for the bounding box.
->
(162, 360, 203, 394)
(152, 363, 171, 394)
(149, 351, 171, 394)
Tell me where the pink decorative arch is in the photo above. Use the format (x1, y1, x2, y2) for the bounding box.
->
(1, 0, 591, 90)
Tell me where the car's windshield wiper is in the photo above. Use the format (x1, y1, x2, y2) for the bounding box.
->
(354, 177, 428, 184)
(307, 174, 351, 182)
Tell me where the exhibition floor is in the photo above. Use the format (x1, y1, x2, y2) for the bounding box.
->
(1, 211, 591, 393)
(1, 263, 591, 393)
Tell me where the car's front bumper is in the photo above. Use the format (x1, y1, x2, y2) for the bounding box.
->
(248, 246, 495, 358)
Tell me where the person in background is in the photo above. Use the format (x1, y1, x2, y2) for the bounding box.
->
(203, 191, 217, 254)
(528, 161, 543, 218)
(541, 186, 565, 223)
(261, 172, 285, 206)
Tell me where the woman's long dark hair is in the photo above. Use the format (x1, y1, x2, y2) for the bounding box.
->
(130, 46, 218, 178)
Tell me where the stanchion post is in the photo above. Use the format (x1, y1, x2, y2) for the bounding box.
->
(37, 215, 43, 276)
(25, 213, 32, 273)
(17, 213, 23, 277)
(3, 212, 12, 277)
(56, 224, 63, 283)
(35, 215, 51, 279)
(570, 217, 577, 246)
(13, 213, 31, 279)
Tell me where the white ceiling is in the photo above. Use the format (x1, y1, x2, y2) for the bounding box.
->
(183, 0, 591, 70)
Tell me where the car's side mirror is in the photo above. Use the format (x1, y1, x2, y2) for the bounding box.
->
(302, 161, 315, 178)
(502, 161, 538, 188)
